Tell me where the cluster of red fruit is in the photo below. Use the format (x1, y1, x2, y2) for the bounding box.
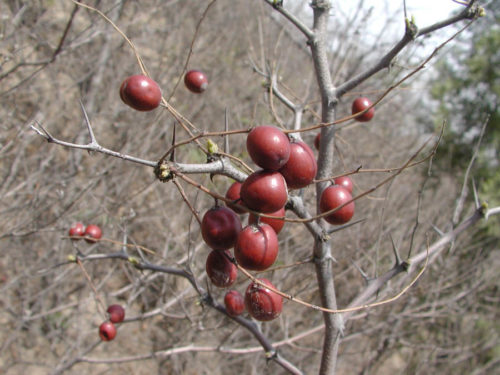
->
(99, 304, 125, 342)
(115, 72, 373, 321)
(119, 70, 208, 111)
(64, 73, 375, 339)
(200, 111, 376, 320)
(201, 125, 317, 321)
(201, 203, 283, 321)
(68, 222, 102, 242)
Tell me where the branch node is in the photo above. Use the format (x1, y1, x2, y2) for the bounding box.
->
(334, 313, 345, 337)
(265, 349, 278, 362)
(319, 231, 330, 243)
(400, 260, 410, 273)
(468, 4, 486, 19)
(207, 138, 219, 155)
(128, 256, 140, 267)
(480, 201, 488, 216)
(271, 0, 283, 9)
(154, 161, 173, 182)
(405, 16, 419, 39)
(200, 292, 213, 306)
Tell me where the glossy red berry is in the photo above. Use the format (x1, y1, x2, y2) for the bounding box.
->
(120, 75, 162, 111)
(84, 224, 102, 243)
(314, 132, 321, 151)
(69, 222, 85, 239)
(99, 321, 117, 341)
(224, 290, 245, 317)
(334, 176, 353, 193)
(245, 278, 283, 321)
(201, 206, 242, 250)
(351, 97, 374, 122)
(319, 185, 355, 225)
(240, 170, 288, 213)
(225, 181, 246, 214)
(184, 70, 208, 93)
(279, 141, 317, 189)
(206, 250, 238, 288)
(246, 126, 291, 170)
(235, 223, 278, 271)
(107, 304, 125, 324)
(248, 207, 285, 234)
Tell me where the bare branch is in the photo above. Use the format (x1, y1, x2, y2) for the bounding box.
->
(336, 6, 479, 97)
(343, 206, 486, 322)
(262, 0, 314, 40)
(66, 251, 302, 374)
(31, 121, 157, 168)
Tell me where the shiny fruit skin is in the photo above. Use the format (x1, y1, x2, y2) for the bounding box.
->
(69, 222, 85, 239)
(107, 305, 125, 324)
(246, 126, 291, 170)
(245, 278, 283, 321)
(99, 321, 117, 341)
(248, 207, 285, 234)
(334, 176, 353, 193)
(225, 182, 246, 214)
(224, 290, 245, 317)
(184, 70, 208, 93)
(319, 185, 355, 225)
(314, 132, 321, 151)
(84, 224, 102, 243)
(201, 206, 242, 250)
(351, 97, 374, 122)
(120, 75, 162, 111)
(206, 250, 237, 288)
(279, 141, 317, 189)
(234, 223, 278, 271)
(240, 170, 288, 213)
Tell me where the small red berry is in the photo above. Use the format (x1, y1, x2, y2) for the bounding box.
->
(201, 206, 242, 250)
(84, 224, 102, 243)
(351, 97, 375, 122)
(99, 321, 117, 341)
(107, 304, 125, 324)
(225, 181, 247, 214)
(120, 74, 162, 111)
(246, 126, 291, 170)
(334, 176, 353, 193)
(68, 222, 85, 239)
(224, 290, 245, 317)
(240, 170, 288, 214)
(184, 70, 208, 93)
(314, 132, 321, 151)
(248, 207, 285, 234)
(234, 223, 279, 271)
(319, 185, 355, 225)
(279, 141, 317, 189)
(245, 278, 283, 321)
(206, 250, 238, 288)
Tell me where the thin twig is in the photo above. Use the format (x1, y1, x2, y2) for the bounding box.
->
(453, 115, 489, 224)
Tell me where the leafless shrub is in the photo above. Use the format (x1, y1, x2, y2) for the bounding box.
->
(0, 1, 497, 374)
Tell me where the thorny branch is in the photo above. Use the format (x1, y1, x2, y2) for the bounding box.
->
(25, 1, 493, 374)
(60, 251, 303, 375)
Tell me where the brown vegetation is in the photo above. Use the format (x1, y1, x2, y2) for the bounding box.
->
(0, 1, 498, 374)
